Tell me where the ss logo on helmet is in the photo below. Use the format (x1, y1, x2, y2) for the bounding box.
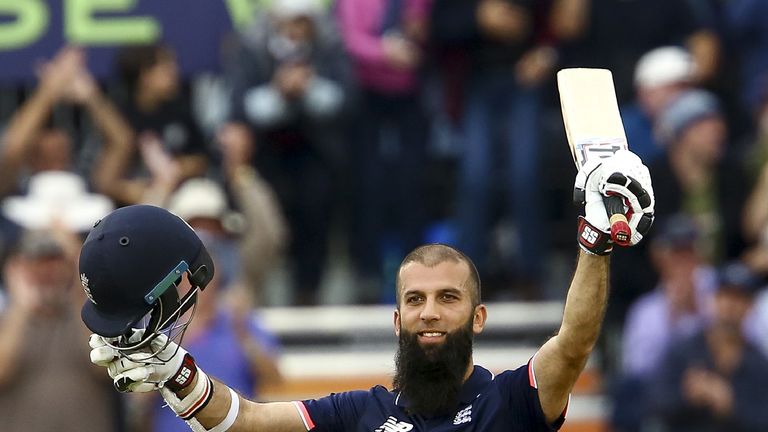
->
(80, 273, 97, 305)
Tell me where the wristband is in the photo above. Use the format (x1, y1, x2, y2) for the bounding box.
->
(185, 388, 240, 432)
(577, 216, 613, 255)
(207, 388, 240, 432)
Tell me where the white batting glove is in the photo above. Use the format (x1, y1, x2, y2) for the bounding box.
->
(89, 331, 190, 393)
(574, 150, 655, 254)
(89, 331, 214, 422)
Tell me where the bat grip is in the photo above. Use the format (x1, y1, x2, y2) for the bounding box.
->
(604, 195, 631, 247)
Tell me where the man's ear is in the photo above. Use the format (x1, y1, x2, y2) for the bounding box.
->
(394, 309, 401, 336)
(473, 304, 488, 334)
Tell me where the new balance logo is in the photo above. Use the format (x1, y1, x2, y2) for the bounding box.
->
(375, 416, 413, 432)
(453, 404, 472, 425)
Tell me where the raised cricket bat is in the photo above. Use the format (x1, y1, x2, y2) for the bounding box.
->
(557, 68, 631, 246)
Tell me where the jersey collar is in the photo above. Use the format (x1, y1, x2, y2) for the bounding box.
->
(457, 365, 493, 404)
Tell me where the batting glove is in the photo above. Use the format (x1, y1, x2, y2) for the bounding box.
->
(89, 331, 214, 420)
(574, 150, 655, 255)
(89, 331, 198, 392)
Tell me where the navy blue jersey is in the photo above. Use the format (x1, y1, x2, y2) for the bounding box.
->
(294, 363, 565, 431)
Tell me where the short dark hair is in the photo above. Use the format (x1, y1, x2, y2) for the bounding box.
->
(115, 43, 173, 92)
(395, 244, 481, 307)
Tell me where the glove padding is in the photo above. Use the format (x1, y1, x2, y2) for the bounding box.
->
(574, 150, 655, 254)
(89, 331, 188, 393)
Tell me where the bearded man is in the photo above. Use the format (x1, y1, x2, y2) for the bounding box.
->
(84, 150, 655, 431)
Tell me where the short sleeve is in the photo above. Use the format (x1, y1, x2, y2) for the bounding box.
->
(300, 390, 370, 431)
(495, 364, 565, 431)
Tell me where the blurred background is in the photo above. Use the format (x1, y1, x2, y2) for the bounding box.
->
(0, 0, 767, 431)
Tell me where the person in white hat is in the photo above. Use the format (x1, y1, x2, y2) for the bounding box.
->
(621, 46, 697, 164)
(145, 124, 286, 306)
(2, 171, 114, 234)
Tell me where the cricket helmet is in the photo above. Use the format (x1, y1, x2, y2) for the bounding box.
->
(80, 205, 214, 351)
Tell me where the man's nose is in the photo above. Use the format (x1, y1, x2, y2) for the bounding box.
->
(420, 297, 440, 322)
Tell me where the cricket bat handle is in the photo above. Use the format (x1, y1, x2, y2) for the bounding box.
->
(604, 195, 631, 247)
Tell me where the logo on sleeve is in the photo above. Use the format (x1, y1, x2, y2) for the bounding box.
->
(375, 416, 413, 432)
(453, 404, 473, 425)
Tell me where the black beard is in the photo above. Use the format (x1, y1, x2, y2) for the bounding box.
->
(392, 319, 474, 417)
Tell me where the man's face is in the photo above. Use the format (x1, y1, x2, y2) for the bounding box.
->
(678, 116, 725, 165)
(394, 260, 486, 347)
(32, 130, 72, 172)
(392, 261, 487, 416)
(141, 51, 179, 100)
(638, 83, 685, 118)
(278, 16, 315, 44)
(23, 254, 74, 314)
(713, 289, 753, 332)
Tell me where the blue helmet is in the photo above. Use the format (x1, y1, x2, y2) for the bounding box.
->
(80, 205, 214, 348)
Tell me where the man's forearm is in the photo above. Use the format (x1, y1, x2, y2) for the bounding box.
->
(557, 250, 609, 360)
(533, 250, 609, 422)
(172, 374, 308, 432)
(174, 376, 303, 432)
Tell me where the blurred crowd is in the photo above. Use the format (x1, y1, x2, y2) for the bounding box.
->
(0, 0, 768, 431)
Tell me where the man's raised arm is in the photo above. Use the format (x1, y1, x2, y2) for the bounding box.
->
(534, 251, 609, 423)
(532, 150, 655, 423)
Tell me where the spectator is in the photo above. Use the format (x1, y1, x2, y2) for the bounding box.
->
(226, 0, 350, 305)
(607, 89, 748, 371)
(611, 215, 716, 432)
(621, 215, 716, 378)
(745, 286, 768, 357)
(0, 46, 132, 207)
(166, 167, 287, 302)
(2, 171, 114, 236)
(739, 77, 768, 183)
(0, 229, 124, 432)
(552, 0, 719, 104)
(109, 43, 210, 205)
(430, 0, 554, 299)
(725, 0, 768, 119)
(651, 262, 768, 432)
(621, 46, 696, 164)
(651, 89, 748, 263)
(337, 0, 432, 303)
(735, 89, 768, 357)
